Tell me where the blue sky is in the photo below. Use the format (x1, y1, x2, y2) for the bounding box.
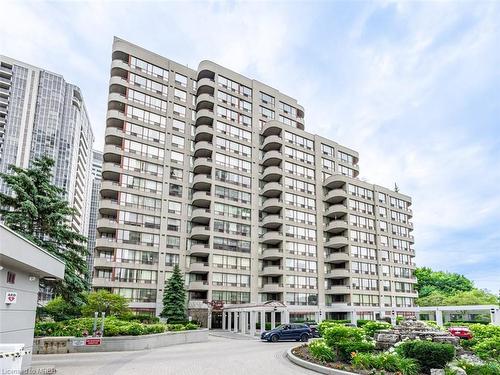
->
(1, 1, 499, 291)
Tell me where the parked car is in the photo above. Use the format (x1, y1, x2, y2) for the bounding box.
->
(304, 322, 320, 338)
(261, 323, 312, 342)
(448, 327, 473, 340)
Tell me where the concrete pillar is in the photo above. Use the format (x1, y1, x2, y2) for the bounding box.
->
(271, 311, 276, 329)
(222, 312, 226, 330)
(260, 311, 266, 334)
(240, 311, 246, 334)
(233, 312, 239, 333)
(351, 310, 358, 326)
(436, 309, 443, 327)
(250, 311, 256, 336)
(391, 310, 397, 326)
(208, 311, 212, 330)
(283, 310, 290, 324)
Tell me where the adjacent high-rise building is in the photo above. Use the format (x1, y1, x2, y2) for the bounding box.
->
(86, 150, 103, 284)
(93, 37, 416, 324)
(0, 56, 94, 234)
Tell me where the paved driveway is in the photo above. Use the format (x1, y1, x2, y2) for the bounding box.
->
(31, 332, 316, 375)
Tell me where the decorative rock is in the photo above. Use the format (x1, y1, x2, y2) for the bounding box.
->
(448, 366, 466, 375)
(430, 369, 445, 375)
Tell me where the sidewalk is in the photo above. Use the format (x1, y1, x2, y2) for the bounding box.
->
(209, 329, 260, 340)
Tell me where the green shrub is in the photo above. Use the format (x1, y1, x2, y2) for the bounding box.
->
(472, 337, 499, 361)
(363, 321, 392, 337)
(352, 352, 420, 375)
(456, 359, 500, 375)
(309, 339, 336, 362)
(184, 322, 199, 330)
(119, 313, 160, 324)
(322, 324, 365, 347)
(39, 296, 82, 321)
(396, 340, 455, 373)
(166, 323, 186, 331)
(356, 319, 370, 328)
(336, 341, 375, 361)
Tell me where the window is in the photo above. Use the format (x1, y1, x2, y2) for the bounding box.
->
(379, 192, 386, 204)
(126, 106, 166, 128)
(286, 225, 316, 241)
(321, 144, 335, 157)
(215, 169, 251, 188)
(174, 88, 187, 102)
(168, 201, 182, 215)
(214, 202, 251, 220)
(285, 192, 315, 210)
(170, 151, 184, 165)
(286, 293, 318, 306)
(261, 92, 275, 105)
(125, 122, 165, 144)
(213, 237, 251, 253)
(173, 104, 186, 117)
(165, 253, 180, 266)
(6, 271, 15, 284)
(216, 137, 251, 157)
(170, 167, 183, 180)
(338, 150, 355, 165)
(348, 185, 374, 200)
(260, 106, 275, 119)
(129, 73, 168, 96)
(172, 119, 185, 133)
(280, 101, 299, 117)
(169, 184, 182, 197)
(166, 236, 180, 249)
(216, 121, 251, 142)
(128, 88, 167, 111)
(322, 158, 334, 171)
(284, 161, 314, 179)
(285, 132, 314, 150)
(175, 73, 187, 87)
(167, 218, 181, 231)
(286, 258, 317, 273)
(285, 209, 316, 225)
(171, 135, 185, 148)
(130, 57, 168, 81)
(215, 153, 251, 173)
(339, 164, 355, 177)
(218, 75, 252, 97)
(285, 146, 314, 164)
(213, 219, 251, 236)
(284, 177, 315, 194)
(286, 242, 316, 257)
(215, 185, 251, 204)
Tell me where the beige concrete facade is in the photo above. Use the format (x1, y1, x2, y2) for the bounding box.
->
(92, 37, 416, 324)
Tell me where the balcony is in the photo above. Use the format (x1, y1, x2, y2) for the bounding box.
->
(259, 248, 283, 260)
(260, 215, 282, 229)
(261, 198, 282, 214)
(188, 262, 210, 273)
(193, 157, 212, 174)
(195, 93, 215, 111)
(325, 204, 348, 218)
(325, 285, 351, 294)
(324, 189, 347, 204)
(324, 174, 349, 189)
(192, 191, 211, 208)
(188, 244, 210, 256)
(195, 108, 214, 126)
(262, 135, 282, 151)
(325, 269, 351, 279)
(324, 252, 351, 263)
(261, 120, 282, 136)
(259, 231, 283, 245)
(94, 237, 117, 250)
(191, 208, 211, 224)
(192, 174, 212, 191)
(261, 150, 282, 167)
(261, 182, 282, 198)
(99, 199, 120, 216)
(188, 281, 209, 290)
(195, 124, 213, 142)
(260, 266, 284, 276)
(190, 226, 211, 240)
(197, 77, 215, 92)
(194, 141, 213, 157)
(260, 283, 283, 293)
(325, 220, 348, 234)
(262, 166, 282, 182)
(324, 236, 349, 249)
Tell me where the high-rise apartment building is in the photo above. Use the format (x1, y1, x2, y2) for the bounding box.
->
(93, 37, 416, 324)
(0, 56, 94, 234)
(86, 150, 103, 284)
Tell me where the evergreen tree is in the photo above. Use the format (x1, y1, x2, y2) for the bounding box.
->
(160, 265, 187, 322)
(0, 157, 89, 305)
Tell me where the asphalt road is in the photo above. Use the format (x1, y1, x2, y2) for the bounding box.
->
(31, 331, 317, 375)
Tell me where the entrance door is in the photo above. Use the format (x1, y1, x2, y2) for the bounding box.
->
(211, 311, 222, 329)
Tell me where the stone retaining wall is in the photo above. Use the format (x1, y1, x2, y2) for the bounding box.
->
(34, 329, 208, 354)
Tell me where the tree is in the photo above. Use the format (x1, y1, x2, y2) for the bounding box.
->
(81, 290, 130, 317)
(0, 157, 89, 305)
(415, 267, 474, 298)
(417, 289, 497, 307)
(39, 296, 82, 321)
(160, 265, 187, 322)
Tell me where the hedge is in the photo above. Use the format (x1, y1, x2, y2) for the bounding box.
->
(396, 340, 455, 373)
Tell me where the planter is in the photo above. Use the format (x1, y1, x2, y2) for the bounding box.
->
(287, 346, 359, 375)
(34, 329, 208, 354)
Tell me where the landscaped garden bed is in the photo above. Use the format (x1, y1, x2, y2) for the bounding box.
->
(290, 319, 500, 375)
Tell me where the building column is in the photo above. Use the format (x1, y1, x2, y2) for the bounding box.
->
(233, 312, 239, 333)
(250, 311, 256, 336)
(436, 309, 444, 327)
(222, 311, 226, 330)
(208, 310, 212, 330)
(240, 311, 246, 334)
(271, 311, 276, 329)
(351, 310, 358, 326)
(260, 311, 266, 335)
(283, 310, 290, 324)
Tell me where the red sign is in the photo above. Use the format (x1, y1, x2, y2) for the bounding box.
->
(85, 338, 102, 346)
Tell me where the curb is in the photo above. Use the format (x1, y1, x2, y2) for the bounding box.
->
(286, 346, 359, 375)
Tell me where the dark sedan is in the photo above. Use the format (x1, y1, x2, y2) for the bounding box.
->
(260, 323, 312, 342)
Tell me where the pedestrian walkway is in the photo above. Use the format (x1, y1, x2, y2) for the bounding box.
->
(209, 329, 259, 340)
